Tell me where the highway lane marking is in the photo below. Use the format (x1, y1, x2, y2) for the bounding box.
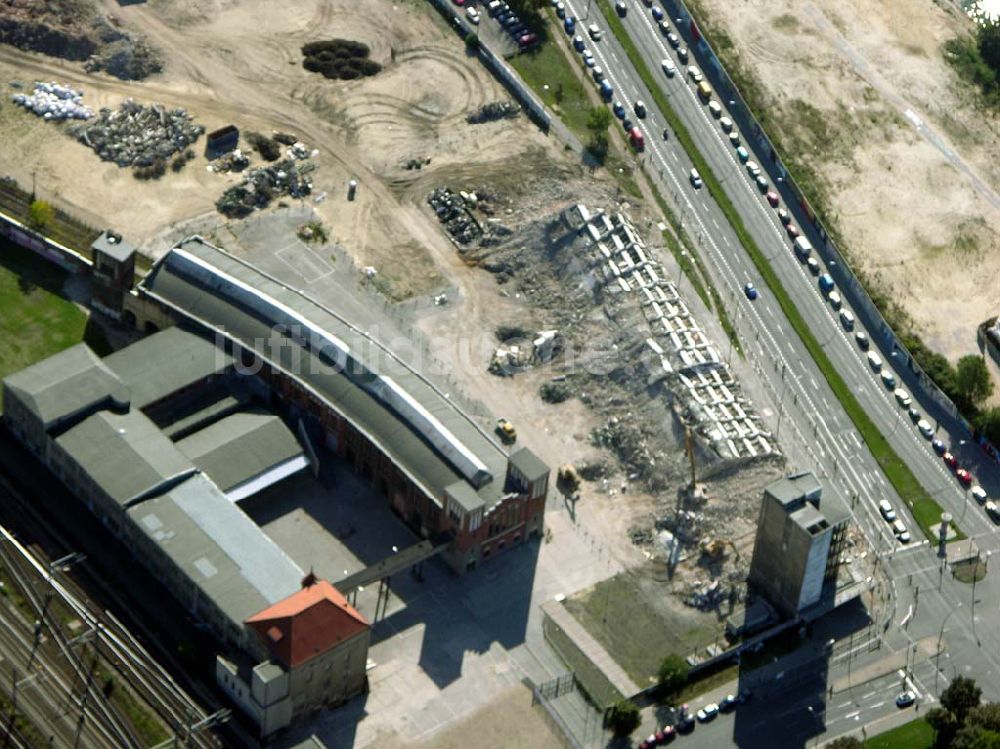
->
(579, 1, 892, 550)
(619, 0, 984, 532)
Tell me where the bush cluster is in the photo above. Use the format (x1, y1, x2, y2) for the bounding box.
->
(302, 39, 382, 80)
(245, 132, 281, 162)
(134, 158, 166, 180)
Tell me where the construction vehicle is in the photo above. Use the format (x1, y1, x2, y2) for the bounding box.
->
(495, 417, 517, 443)
(557, 464, 581, 495)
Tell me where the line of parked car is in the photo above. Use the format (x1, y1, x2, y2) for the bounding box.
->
(636, 694, 749, 748)
(482, 0, 538, 50)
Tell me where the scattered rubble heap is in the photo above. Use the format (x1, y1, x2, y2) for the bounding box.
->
(11, 81, 93, 120)
(466, 101, 520, 125)
(208, 149, 251, 174)
(0, 5, 161, 81)
(572, 205, 775, 462)
(427, 187, 484, 245)
(69, 99, 204, 167)
(301, 39, 381, 80)
(216, 159, 313, 218)
(489, 329, 561, 376)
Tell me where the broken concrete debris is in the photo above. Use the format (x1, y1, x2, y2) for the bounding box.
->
(466, 100, 520, 125)
(428, 187, 484, 246)
(216, 158, 313, 218)
(489, 329, 561, 376)
(11, 81, 93, 121)
(69, 98, 204, 167)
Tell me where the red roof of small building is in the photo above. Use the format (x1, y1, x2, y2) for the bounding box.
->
(246, 579, 369, 668)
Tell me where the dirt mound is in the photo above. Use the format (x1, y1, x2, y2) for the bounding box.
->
(0, 2, 161, 80)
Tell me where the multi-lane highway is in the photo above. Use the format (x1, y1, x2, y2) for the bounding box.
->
(542, 0, 1000, 743)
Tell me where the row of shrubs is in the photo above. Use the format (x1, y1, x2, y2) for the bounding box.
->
(302, 39, 382, 81)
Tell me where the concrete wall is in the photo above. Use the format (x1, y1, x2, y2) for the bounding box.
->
(287, 628, 370, 716)
(0, 209, 92, 273)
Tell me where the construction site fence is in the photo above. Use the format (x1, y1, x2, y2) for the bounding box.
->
(425, 0, 552, 132)
(0, 209, 92, 273)
(657, 0, 981, 444)
(528, 676, 587, 749)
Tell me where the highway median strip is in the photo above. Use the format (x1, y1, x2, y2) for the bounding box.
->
(596, 0, 956, 541)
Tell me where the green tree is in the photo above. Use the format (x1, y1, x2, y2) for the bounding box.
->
(943, 677, 983, 723)
(657, 654, 690, 693)
(928, 705, 960, 749)
(826, 738, 863, 749)
(978, 18, 1000, 74)
(586, 106, 613, 134)
(605, 700, 641, 737)
(27, 199, 54, 231)
(956, 356, 994, 406)
(954, 726, 1000, 749)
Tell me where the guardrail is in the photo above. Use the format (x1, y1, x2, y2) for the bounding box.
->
(425, 0, 552, 131)
(656, 0, 984, 451)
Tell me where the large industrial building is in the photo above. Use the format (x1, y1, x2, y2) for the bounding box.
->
(747, 473, 850, 618)
(3, 233, 550, 736)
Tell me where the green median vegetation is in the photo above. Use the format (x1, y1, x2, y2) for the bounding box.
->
(595, 0, 955, 541)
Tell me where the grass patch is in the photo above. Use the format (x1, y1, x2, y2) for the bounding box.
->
(0, 238, 110, 411)
(0, 180, 101, 256)
(867, 717, 934, 749)
(670, 662, 738, 704)
(952, 558, 988, 584)
(944, 34, 1000, 109)
(543, 608, 623, 708)
(563, 572, 724, 689)
(101, 671, 171, 745)
(510, 36, 594, 142)
(596, 0, 954, 541)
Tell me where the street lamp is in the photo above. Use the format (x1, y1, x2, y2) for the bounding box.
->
(936, 603, 962, 694)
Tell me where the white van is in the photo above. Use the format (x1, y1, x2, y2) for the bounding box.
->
(867, 351, 882, 371)
(839, 309, 854, 330)
(793, 236, 813, 259)
(894, 388, 911, 407)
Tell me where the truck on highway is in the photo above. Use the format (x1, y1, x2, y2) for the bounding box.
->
(628, 126, 645, 151)
(793, 236, 813, 260)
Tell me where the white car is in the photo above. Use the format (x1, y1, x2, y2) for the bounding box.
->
(881, 370, 896, 388)
(917, 419, 934, 439)
(661, 58, 676, 77)
(728, 131, 740, 146)
(746, 160, 761, 177)
(879, 499, 896, 522)
(689, 168, 703, 189)
(588, 23, 602, 40)
(972, 486, 988, 503)
(466, 6, 480, 23)
(708, 101, 722, 117)
(592, 66, 604, 82)
(687, 65, 703, 83)
(828, 290, 842, 310)
(892, 519, 911, 543)
(894, 388, 912, 408)
(696, 704, 719, 722)
(720, 116, 733, 132)
(583, 50, 595, 67)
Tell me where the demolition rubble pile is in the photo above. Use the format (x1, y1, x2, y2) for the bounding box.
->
(11, 81, 93, 121)
(489, 329, 561, 376)
(216, 159, 313, 218)
(69, 99, 204, 167)
(428, 187, 484, 245)
(466, 100, 520, 125)
(569, 204, 775, 462)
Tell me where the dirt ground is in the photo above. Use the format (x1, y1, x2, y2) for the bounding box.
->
(690, 0, 1000, 368)
(374, 685, 558, 749)
(0, 0, 565, 299)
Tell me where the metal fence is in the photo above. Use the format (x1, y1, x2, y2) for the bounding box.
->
(424, 0, 552, 131)
(529, 678, 588, 749)
(658, 0, 980, 444)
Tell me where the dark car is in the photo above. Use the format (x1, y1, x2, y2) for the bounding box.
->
(744, 282, 758, 301)
(616, 0, 627, 16)
(676, 714, 695, 733)
(652, 5, 664, 20)
(932, 438, 947, 455)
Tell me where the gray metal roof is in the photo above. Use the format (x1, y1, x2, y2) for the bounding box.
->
(445, 481, 485, 513)
(127, 473, 303, 626)
(56, 410, 196, 506)
(509, 447, 549, 483)
(3, 344, 129, 427)
(91, 231, 135, 263)
(764, 472, 823, 508)
(175, 411, 304, 494)
(139, 237, 510, 511)
(103, 327, 232, 409)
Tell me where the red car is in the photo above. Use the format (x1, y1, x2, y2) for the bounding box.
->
(786, 223, 800, 239)
(943, 451, 958, 470)
(766, 191, 780, 207)
(452, 0, 465, 5)
(957, 468, 973, 487)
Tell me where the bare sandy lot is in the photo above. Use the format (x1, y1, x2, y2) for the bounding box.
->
(689, 0, 1000, 366)
(0, 0, 564, 298)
